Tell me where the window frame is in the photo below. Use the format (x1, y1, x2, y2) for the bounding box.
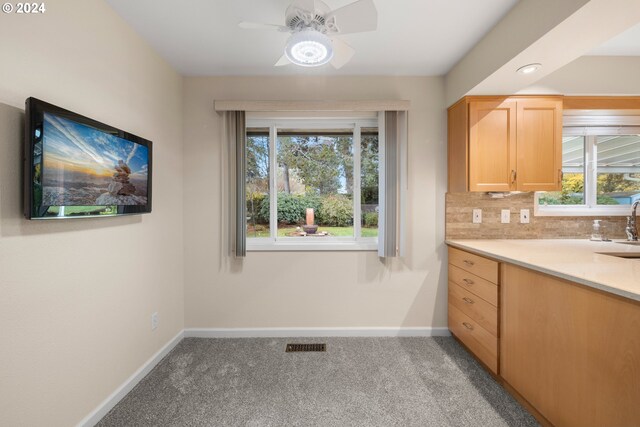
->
(246, 117, 380, 251)
(536, 125, 640, 217)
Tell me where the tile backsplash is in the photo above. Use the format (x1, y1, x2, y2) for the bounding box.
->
(446, 192, 628, 240)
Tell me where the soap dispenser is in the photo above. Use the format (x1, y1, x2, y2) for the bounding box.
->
(590, 219, 603, 241)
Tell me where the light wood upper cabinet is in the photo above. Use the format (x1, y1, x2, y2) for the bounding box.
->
(516, 99, 563, 192)
(469, 100, 517, 191)
(448, 96, 563, 192)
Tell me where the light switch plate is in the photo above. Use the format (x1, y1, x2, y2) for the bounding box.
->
(501, 209, 511, 224)
(472, 209, 482, 224)
(520, 209, 530, 224)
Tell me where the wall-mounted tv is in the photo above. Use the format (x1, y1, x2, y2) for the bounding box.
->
(24, 98, 152, 219)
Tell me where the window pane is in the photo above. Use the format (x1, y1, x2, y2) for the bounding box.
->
(596, 135, 640, 205)
(538, 136, 585, 205)
(361, 127, 379, 237)
(246, 128, 270, 238)
(276, 129, 353, 238)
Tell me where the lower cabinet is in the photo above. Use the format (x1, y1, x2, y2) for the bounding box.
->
(447, 248, 499, 374)
(448, 246, 640, 427)
(501, 263, 640, 427)
(448, 304, 498, 373)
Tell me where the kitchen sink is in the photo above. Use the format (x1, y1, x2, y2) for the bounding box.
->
(597, 252, 640, 259)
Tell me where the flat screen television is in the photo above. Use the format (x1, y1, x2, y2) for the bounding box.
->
(24, 98, 152, 219)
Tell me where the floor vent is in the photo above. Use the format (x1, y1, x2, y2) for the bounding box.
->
(286, 343, 326, 352)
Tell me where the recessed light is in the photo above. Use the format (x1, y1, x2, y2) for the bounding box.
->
(517, 63, 542, 75)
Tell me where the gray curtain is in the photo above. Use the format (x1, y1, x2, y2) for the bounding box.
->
(225, 111, 246, 257)
(379, 110, 408, 258)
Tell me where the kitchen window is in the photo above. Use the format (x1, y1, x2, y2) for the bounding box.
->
(245, 117, 381, 250)
(536, 114, 640, 216)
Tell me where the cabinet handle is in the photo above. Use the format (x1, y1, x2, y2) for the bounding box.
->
(558, 169, 563, 185)
(463, 259, 475, 266)
(511, 169, 517, 184)
(462, 297, 475, 304)
(462, 322, 474, 330)
(462, 278, 474, 285)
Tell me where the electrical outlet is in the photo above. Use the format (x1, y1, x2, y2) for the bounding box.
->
(151, 312, 159, 330)
(520, 209, 530, 224)
(501, 209, 511, 224)
(472, 209, 482, 224)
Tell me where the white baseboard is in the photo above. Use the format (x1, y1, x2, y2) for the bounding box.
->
(77, 330, 184, 427)
(184, 327, 451, 338)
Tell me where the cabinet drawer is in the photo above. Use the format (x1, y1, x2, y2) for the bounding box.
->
(449, 304, 498, 374)
(449, 281, 498, 336)
(449, 247, 498, 283)
(449, 264, 498, 306)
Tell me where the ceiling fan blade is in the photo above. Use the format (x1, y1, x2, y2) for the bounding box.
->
(330, 38, 355, 69)
(239, 21, 288, 31)
(325, 0, 377, 35)
(275, 54, 291, 67)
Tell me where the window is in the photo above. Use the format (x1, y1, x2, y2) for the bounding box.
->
(245, 118, 379, 250)
(246, 128, 270, 237)
(536, 120, 640, 216)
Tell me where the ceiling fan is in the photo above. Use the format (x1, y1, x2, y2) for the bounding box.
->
(239, 0, 378, 69)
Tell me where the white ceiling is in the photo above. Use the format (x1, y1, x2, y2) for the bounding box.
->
(588, 22, 640, 56)
(105, 0, 519, 76)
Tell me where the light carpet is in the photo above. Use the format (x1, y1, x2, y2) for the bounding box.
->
(97, 337, 538, 426)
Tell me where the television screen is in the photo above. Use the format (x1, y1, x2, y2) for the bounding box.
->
(24, 98, 152, 219)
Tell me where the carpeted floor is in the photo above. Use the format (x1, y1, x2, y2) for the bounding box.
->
(97, 337, 538, 427)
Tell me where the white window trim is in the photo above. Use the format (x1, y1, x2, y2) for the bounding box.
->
(246, 116, 380, 251)
(536, 130, 640, 217)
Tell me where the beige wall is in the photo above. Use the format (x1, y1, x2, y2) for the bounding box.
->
(183, 76, 447, 330)
(0, 1, 184, 426)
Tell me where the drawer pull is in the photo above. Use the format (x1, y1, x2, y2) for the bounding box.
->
(462, 278, 474, 285)
(463, 259, 475, 266)
(462, 297, 475, 304)
(462, 322, 474, 330)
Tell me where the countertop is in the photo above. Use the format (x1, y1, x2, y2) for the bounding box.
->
(446, 239, 640, 302)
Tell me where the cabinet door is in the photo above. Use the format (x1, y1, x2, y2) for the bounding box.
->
(501, 264, 640, 427)
(447, 100, 469, 192)
(516, 98, 562, 191)
(468, 100, 517, 191)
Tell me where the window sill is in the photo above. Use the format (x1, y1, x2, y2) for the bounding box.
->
(247, 239, 378, 252)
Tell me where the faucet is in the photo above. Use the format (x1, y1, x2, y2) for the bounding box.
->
(626, 200, 640, 241)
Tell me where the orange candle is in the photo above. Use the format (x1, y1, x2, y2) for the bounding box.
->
(306, 208, 314, 226)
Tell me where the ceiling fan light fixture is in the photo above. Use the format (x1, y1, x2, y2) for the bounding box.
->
(285, 29, 333, 67)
